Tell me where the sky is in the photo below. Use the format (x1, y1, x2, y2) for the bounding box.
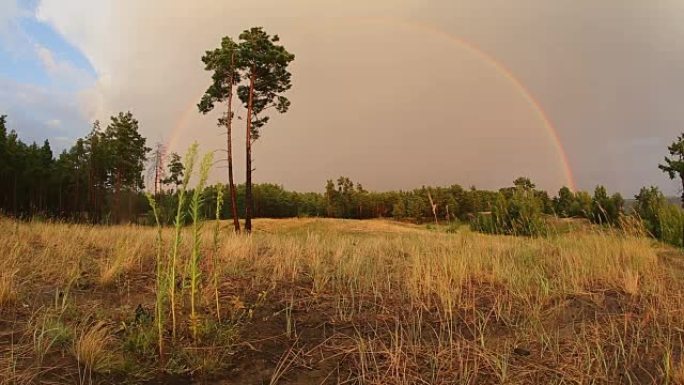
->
(1, 0, 683, 196)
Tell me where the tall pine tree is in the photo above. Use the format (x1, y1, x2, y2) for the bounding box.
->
(103, 112, 151, 222)
(198, 36, 242, 232)
(237, 27, 295, 232)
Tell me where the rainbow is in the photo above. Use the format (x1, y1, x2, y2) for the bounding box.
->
(363, 17, 576, 191)
(166, 17, 576, 191)
(165, 91, 208, 153)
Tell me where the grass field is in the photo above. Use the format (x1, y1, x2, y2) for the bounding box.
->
(2, 217, 684, 384)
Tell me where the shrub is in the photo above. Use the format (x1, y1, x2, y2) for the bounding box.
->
(590, 186, 624, 225)
(445, 220, 461, 234)
(634, 186, 684, 247)
(470, 190, 548, 237)
(658, 203, 684, 248)
(470, 212, 497, 234)
(634, 186, 666, 237)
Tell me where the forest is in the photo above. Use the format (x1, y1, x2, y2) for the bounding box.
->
(0, 112, 617, 220)
(2, 111, 683, 246)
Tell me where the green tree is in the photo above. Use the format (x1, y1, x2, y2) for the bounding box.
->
(610, 192, 625, 220)
(0, 115, 7, 210)
(635, 186, 667, 238)
(63, 138, 89, 216)
(634, 186, 684, 247)
(199, 36, 241, 232)
(355, 183, 369, 219)
(0, 114, 156, 221)
(406, 194, 428, 221)
(591, 185, 610, 224)
(237, 27, 295, 232)
(252, 183, 297, 217)
(392, 196, 408, 219)
(570, 191, 592, 218)
(37, 140, 54, 211)
(513, 176, 535, 191)
(659, 134, 684, 245)
(659, 133, 684, 207)
(4, 127, 23, 214)
(553, 186, 574, 217)
(324, 179, 337, 217)
(336, 177, 355, 218)
(84, 122, 109, 221)
(103, 112, 150, 222)
(633, 186, 684, 247)
(162, 152, 185, 191)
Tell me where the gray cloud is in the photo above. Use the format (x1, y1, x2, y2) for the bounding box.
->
(33, 0, 683, 195)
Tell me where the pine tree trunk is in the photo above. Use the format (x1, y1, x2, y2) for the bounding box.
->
(245, 69, 255, 233)
(227, 120, 240, 231)
(227, 52, 240, 233)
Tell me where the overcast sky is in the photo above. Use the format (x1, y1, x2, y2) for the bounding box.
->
(1, 0, 683, 195)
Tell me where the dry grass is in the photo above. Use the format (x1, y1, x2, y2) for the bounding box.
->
(97, 238, 144, 286)
(0, 268, 17, 307)
(73, 321, 116, 374)
(623, 268, 641, 295)
(1, 217, 684, 384)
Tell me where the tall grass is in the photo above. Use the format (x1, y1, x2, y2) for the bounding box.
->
(145, 193, 165, 357)
(168, 143, 198, 340)
(73, 321, 115, 384)
(0, 268, 17, 306)
(470, 190, 548, 237)
(188, 151, 214, 339)
(2, 215, 684, 383)
(212, 183, 225, 322)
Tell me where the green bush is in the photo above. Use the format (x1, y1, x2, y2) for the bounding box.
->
(445, 220, 461, 234)
(657, 203, 684, 248)
(470, 212, 497, 234)
(590, 186, 624, 225)
(634, 186, 684, 247)
(470, 190, 548, 237)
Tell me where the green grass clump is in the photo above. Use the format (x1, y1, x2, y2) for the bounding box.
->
(658, 203, 684, 248)
(471, 190, 548, 237)
(145, 193, 166, 357)
(188, 150, 214, 340)
(212, 183, 225, 322)
(169, 143, 198, 340)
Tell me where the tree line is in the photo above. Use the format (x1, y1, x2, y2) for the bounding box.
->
(1, 108, 679, 240)
(4, 104, 684, 249)
(148, 168, 627, 229)
(0, 113, 149, 222)
(0, 113, 630, 228)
